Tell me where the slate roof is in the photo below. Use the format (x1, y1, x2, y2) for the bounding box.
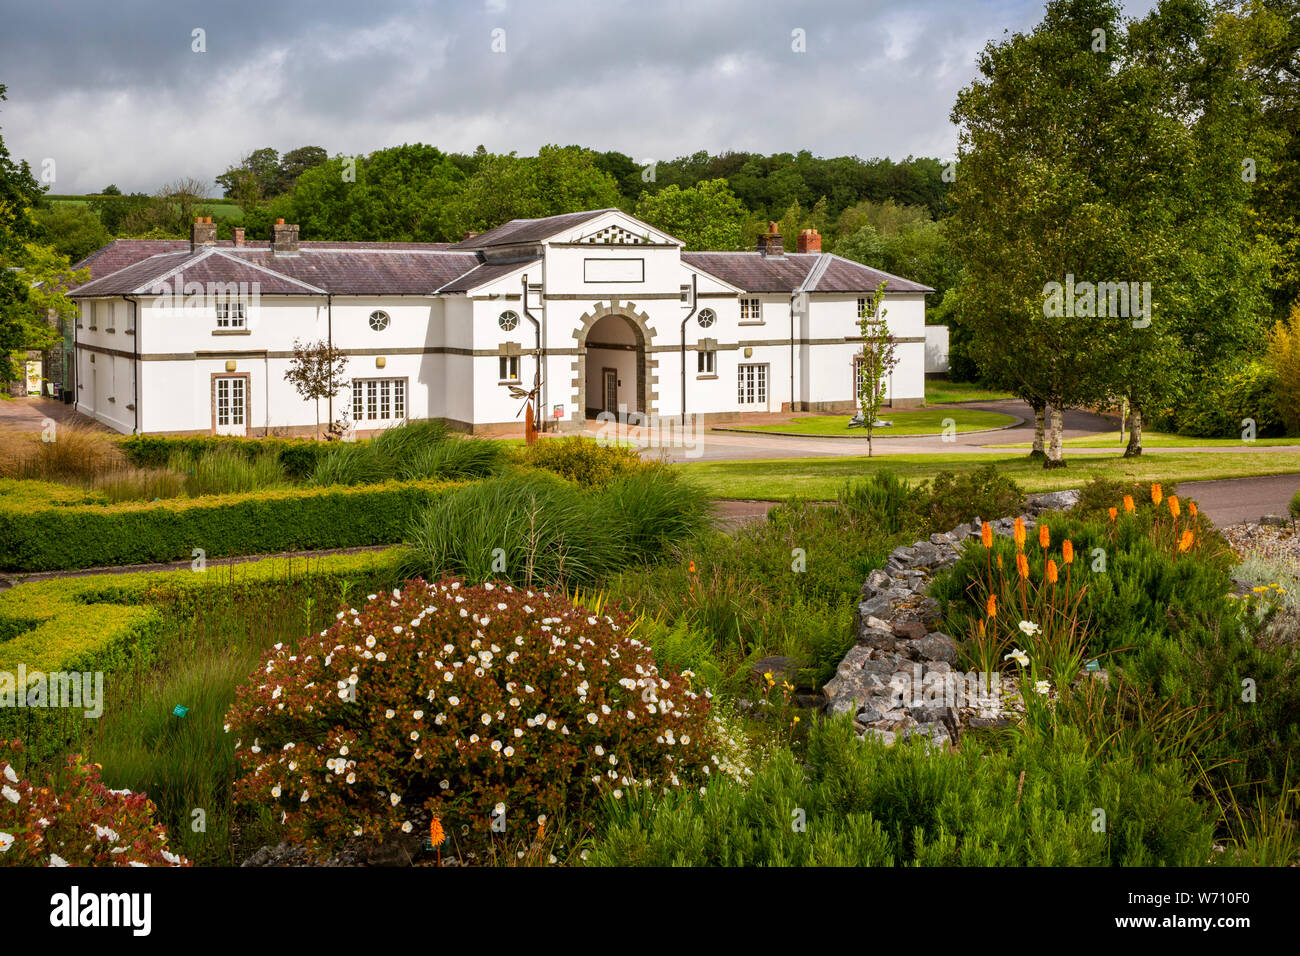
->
(449, 210, 613, 250)
(69, 216, 932, 298)
(683, 252, 933, 294)
(437, 257, 541, 293)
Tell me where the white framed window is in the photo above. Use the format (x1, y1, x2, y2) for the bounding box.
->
(858, 297, 869, 318)
(680, 284, 691, 303)
(739, 297, 762, 322)
(697, 308, 716, 328)
(368, 310, 390, 331)
(215, 298, 246, 329)
(697, 349, 716, 375)
(351, 377, 407, 423)
(499, 355, 521, 381)
(498, 310, 519, 331)
(737, 364, 768, 405)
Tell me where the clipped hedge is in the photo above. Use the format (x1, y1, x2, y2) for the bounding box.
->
(0, 478, 461, 572)
(118, 434, 331, 480)
(0, 548, 406, 760)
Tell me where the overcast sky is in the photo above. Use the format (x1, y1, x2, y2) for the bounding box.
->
(1, 0, 1158, 195)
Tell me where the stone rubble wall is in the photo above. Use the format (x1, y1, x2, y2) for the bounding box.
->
(823, 489, 1082, 748)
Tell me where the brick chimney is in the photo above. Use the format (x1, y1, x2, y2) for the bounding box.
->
(271, 218, 300, 255)
(232, 227, 246, 248)
(190, 216, 217, 252)
(797, 228, 821, 254)
(758, 221, 783, 257)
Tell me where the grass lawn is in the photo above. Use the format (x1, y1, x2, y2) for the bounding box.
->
(676, 450, 1300, 499)
(721, 408, 1018, 438)
(992, 429, 1300, 449)
(924, 378, 1016, 404)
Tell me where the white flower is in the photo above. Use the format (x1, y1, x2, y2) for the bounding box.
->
(1, 785, 18, 804)
(300, 790, 310, 803)
(586, 713, 598, 725)
(390, 793, 401, 806)
(504, 746, 515, 757)
(49, 853, 68, 867)
(413, 710, 423, 720)
(401, 821, 413, 833)
(1018, 621, 1041, 637)
(1034, 680, 1052, 696)
(1004, 648, 1030, 667)
(448, 696, 460, 706)
(0, 832, 12, 853)
(271, 785, 282, 798)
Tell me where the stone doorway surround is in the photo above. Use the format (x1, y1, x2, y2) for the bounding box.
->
(570, 298, 658, 426)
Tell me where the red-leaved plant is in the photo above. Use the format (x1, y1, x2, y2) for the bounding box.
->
(0, 740, 189, 867)
(225, 578, 713, 852)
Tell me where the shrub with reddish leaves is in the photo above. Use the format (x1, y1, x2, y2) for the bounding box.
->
(225, 578, 713, 852)
(0, 740, 189, 867)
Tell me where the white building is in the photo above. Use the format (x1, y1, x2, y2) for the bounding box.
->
(67, 209, 931, 436)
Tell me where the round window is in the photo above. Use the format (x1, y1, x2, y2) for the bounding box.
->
(368, 310, 390, 331)
(697, 308, 716, 328)
(498, 310, 520, 331)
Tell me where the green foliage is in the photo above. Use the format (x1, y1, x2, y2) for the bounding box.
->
(308, 419, 504, 485)
(586, 716, 1213, 866)
(516, 436, 648, 487)
(119, 434, 330, 481)
(225, 580, 713, 855)
(1148, 361, 1285, 438)
(0, 478, 458, 572)
(167, 445, 289, 496)
(633, 179, 749, 250)
(33, 202, 111, 261)
(840, 466, 1025, 535)
(0, 549, 404, 765)
(401, 469, 709, 590)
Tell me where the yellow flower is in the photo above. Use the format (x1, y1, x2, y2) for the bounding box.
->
(1151, 483, 1163, 507)
(1062, 539, 1074, 565)
(1013, 517, 1026, 551)
(1123, 494, 1135, 513)
(1046, 559, 1059, 584)
(1038, 523, 1050, 549)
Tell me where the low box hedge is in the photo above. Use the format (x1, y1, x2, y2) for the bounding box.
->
(118, 434, 331, 480)
(0, 548, 406, 759)
(0, 478, 460, 572)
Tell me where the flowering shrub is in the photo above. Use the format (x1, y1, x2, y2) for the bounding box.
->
(225, 578, 714, 853)
(0, 740, 188, 867)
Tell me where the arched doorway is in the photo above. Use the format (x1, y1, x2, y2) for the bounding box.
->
(584, 314, 645, 418)
(572, 300, 657, 424)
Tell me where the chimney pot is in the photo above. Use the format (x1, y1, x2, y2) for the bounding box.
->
(271, 220, 300, 255)
(190, 217, 217, 252)
(758, 223, 784, 257)
(797, 228, 821, 254)
(233, 227, 246, 248)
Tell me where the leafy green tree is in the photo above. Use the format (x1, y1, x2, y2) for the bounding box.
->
(836, 224, 886, 268)
(34, 202, 111, 261)
(0, 83, 53, 384)
(855, 282, 899, 457)
(446, 145, 621, 236)
(632, 179, 749, 250)
(281, 144, 464, 241)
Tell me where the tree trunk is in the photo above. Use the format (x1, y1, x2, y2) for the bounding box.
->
(1044, 404, 1067, 469)
(1030, 400, 1047, 460)
(1124, 405, 1143, 457)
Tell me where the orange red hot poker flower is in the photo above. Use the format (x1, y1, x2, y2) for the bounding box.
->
(1123, 495, 1135, 514)
(1013, 517, 1026, 551)
(1038, 523, 1050, 549)
(1151, 483, 1163, 507)
(1168, 495, 1180, 519)
(1062, 539, 1074, 564)
(981, 521, 993, 549)
(1046, 559, 1059, 584)
(986, 594, 997, 618)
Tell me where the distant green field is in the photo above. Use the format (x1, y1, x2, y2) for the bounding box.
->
(45, 195, 245, 220)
